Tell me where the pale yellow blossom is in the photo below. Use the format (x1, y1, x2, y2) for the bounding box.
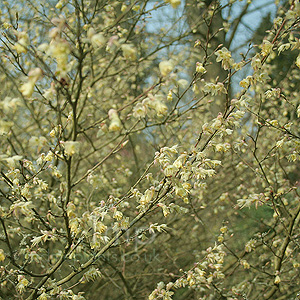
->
(164, 0, 181, 8)
(0, 120, 13, 135)
(175, 185, 188, 199)
(121, 44, 137, 60)
(48, 38, 70, 76)
(14, 32, 29, 54)
(132, 5, 140, 11)
(140, 188, 155, 205)
(153, 99, 168, 117)
(133, 103, 147, 118)
(38, 292, 49, 300)
(240, 259, 250, 269)
(196, 62, 206, 73)
(108, 109, 122, 131)
(55, 1, 63, 9)
(274, 275, 281, 284)
(261, 40, 273, 56)
(164, 164, 178, 177)
(20, 68, 43, 98)
(1, 155, 23, 168)
(88, 28, 106, 48)
(63, 141, 81, 156)
(159, 60, 174, 77)
(2, 22, 12, 29)
(215, 47, 234, 70)
(29, 136, 47, 152)
(296, 55, 300, 68)
(121, 4, 127, 12)
(167, 90, 173, 102)
(16, 275, 29, 294)
(0, 97, 21, 113)
(0, 249, 5, 261)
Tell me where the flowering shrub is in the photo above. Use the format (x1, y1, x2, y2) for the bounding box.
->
(0, 0, 300, 299)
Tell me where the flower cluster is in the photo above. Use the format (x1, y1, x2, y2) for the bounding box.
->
(20, 68, 43, 98)
(108, 109, 122, 131)
(14, 31, 29, 54)
(203, 82, 227, 96)
(215, 47, 234, 70)
(159, 60, 174, 77)
(149, 243, 226, 299)
(47, 17, 70, 77)
(164, 0, 181, 9)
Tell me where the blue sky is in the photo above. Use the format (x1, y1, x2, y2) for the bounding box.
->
(223, 0, 277, 51)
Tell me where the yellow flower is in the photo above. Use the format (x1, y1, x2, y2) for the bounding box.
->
(240, 259, 250, 269)
(261, 40, 273, 56)
(1, 155, 23, 168)
(88, 28, 106, 48)
(20, 68, 43, 98)
(164, 0, 181, 8)
(159, 60, 174, 77)
(91, 33, 106, 48)
(2, 22, 12, 29)
(175, 186, 188, 198)
(0, 249, 5, 261)
(108, 109, 122, 131)
(132, 5, 140, 11)
(164, 164, 178, 177)
(55, 1, 63, 9)
(0, 120, 14, 135)
(14, 32, 29, 54)
(220, 226, 227, 233)
(167, 90, 173, 102)
(121, 44, 137, 60)
(20, 82, 35, 98)
(215, 47, 234, 70)
(121, 4, 127, 12)
(196, 62, 206, 73)
(16, 275, 29, 294)
(63, 141, 80, 156)
(48, 39, 70, 76)
(113, 210, 123, 221)
(29, 136, 47, 152)
(38, 292, 49, 300)
(274, 275, 281, 284)
(95, 221, 107, 233)
(173, 153, 187, 169)
(296, 54, 300, 68)
(239, 76, 252, 88)
(171, 0, 181, 8)
(154, 99, 168, 117)
(133, 103, 147, 118)
(139, 188, 155, 205)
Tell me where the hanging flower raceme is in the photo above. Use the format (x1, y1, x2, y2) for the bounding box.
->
(159, 60, 174, 77)
(121, 44, 137, 61)
(62, 141, 81, 156)
(143, 94, 168, 117)
(164, 0, 181, 9)
(87, 28, 106, 48)
(47, 18, 70, 77)
(14, 31, 29, 54)
(215, 47, 234, 70)
(20, 68, 43, 98)
(261, 40, 273, 56)
(48, 38, 70, 76)
(108, 109, 122, 131)
(133, 102, 147, 118)
(196, 62, 206, 73)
